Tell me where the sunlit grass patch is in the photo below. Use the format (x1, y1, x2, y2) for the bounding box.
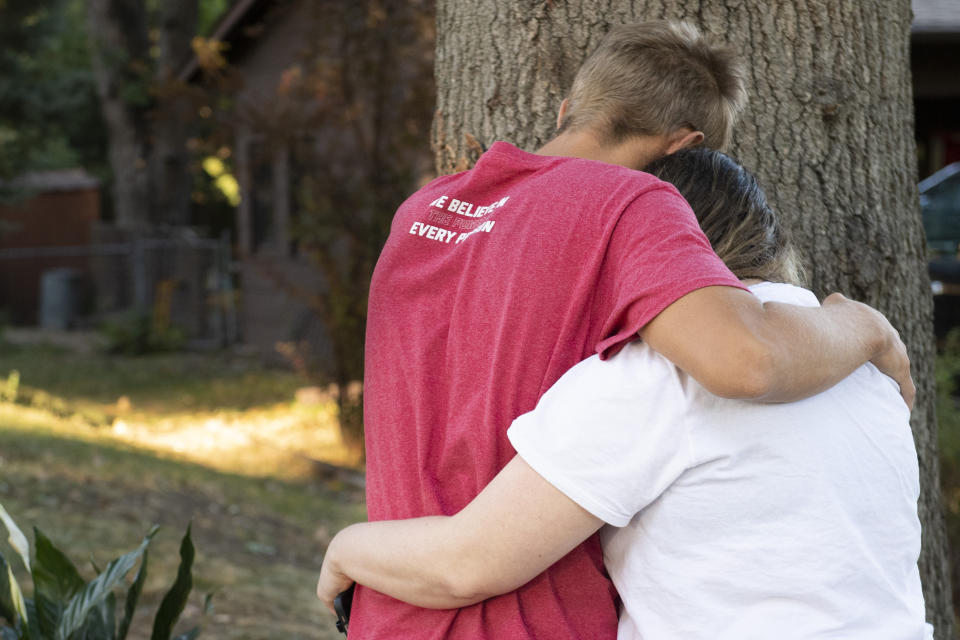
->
(108, 401, 360, 478)
(0, 343, 362, 476)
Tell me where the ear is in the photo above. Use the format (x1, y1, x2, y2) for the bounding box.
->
(556, 98, 570, 130)
(666, 129, 704, 154)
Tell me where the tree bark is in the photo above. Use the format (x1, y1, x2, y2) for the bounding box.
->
(85, 0, 198, 229)
(151, 0, 199, 227)
(84, 0, 152, 230)
(434, 1, 954, 636)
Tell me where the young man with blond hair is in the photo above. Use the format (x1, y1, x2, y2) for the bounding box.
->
(347, 21, 912, 639)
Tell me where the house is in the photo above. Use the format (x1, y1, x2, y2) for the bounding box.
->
(180, 0, 326, 360)
(0, 170, 100, 326)
(180, 0, 434, 365)
(0, 170, 232, 340)
(912, 0, 960, 178)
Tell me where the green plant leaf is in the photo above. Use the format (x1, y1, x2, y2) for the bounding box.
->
(77, 591, 115, 640)
(2, 562, 28, 633)
(0, 553, 18, 625)
(149, 525, 194, 640)
(104, 592, 116, 639)
(32, 528, 84, 636)
(31, 595, 58, 639)
(0, 504, 30, 573)
(117, 548, 148, 640)
(23, 597, 39, 639)
(55, 527, 157, 640)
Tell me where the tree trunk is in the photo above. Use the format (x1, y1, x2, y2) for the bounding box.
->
(151, 0, 198, 227)
(435, 1, 954, 636)
(85, 0, 198, 229)
(84, 0, 152, 230)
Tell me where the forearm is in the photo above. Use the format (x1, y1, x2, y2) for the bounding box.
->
(318, 457, 602, 610)
(324, 516, 487, 609)
(745, 297, 887, 402)
(641, 286, 911, 405)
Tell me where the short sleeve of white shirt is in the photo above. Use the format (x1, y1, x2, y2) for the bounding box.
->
(507, 343, 694, 527)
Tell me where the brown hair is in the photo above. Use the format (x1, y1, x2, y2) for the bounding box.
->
(561, 21, 746, 150)
(645, 147, 805, 286)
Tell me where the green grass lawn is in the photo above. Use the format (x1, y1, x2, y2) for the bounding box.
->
(0, 341, 306, 414)
(0, 341, 364, 640)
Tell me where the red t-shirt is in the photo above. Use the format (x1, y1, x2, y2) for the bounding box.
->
(355, 142, 744, 639)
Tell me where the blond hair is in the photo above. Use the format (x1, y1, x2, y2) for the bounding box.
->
(645, 148, 805, 286)
(561, 21, 746, 150)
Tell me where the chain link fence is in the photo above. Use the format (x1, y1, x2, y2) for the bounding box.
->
(0, 228, 237, 346)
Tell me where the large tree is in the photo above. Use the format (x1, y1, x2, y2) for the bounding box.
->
(434, 0, 953, 636)
(84, 0, 198, 229)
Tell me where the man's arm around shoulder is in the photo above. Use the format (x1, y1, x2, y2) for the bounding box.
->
(639, 286, 914, 407)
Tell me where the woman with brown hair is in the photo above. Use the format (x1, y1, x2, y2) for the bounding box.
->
(318, 148, 931, 639)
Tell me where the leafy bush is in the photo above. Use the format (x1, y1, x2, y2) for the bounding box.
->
(0, 503, 203, 640)
(100, 314, 185, 356)
(0, 371, 18, 404)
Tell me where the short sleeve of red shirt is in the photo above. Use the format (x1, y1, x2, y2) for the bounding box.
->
(595, 182, 746, 359)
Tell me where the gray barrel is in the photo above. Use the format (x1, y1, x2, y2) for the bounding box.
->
(39, 268, 82, 330)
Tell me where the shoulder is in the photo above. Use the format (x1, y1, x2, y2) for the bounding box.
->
(481, 142, 686, 214)
(548, 161, 698, 242)
(546, 342, 682, 404)
(747, 282, 820, 308)
(508, 342, 695, 525)
(559, 158, 679, 201)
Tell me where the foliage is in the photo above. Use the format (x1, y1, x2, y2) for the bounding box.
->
(0, 0, 106, 182)
(0, 506, 202, 640)
(0, 372, 18, 404)
(196, 0, 229, 36)
(100, 313, 186, 356)
(0, 0, 233, 219)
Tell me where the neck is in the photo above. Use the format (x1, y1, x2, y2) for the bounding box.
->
(535, 129, 667, 171)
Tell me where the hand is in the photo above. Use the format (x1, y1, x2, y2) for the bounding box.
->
(823, 293, 915, 409)
(317, 534, 355, 615)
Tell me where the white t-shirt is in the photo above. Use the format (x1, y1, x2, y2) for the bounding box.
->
(507, 282, 932, 640)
